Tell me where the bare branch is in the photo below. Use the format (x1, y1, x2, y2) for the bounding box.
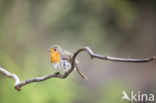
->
(0, 47, 155, 91)
(82, 47, 155, 63)
(0, 67, 20, 85)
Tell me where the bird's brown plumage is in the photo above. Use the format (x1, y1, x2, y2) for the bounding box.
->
(48, 45, 87, 79)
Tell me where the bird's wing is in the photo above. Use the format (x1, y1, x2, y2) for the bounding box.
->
(61, 50, 79, 64)
(61, 50, 72, 60)
(61, 50, 87, 79)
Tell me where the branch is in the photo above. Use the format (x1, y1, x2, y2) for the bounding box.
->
(0, 47, 155, 91)
(0, 67, 20, 85)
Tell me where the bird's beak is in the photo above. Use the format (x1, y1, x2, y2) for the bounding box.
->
(47, 49, 50, 52)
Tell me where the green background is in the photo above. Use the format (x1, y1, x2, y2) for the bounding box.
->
(0, 0, 156, 103)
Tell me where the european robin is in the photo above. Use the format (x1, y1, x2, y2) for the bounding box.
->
(48, 45, 87, 79)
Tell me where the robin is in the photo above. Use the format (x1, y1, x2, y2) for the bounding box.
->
(48, 45, 87, 79)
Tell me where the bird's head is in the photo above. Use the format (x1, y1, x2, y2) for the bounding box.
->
(48, 45, 62, 63)
(48, 45, 63, 53)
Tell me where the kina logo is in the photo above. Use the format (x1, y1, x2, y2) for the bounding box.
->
(121, 91, 154, 102)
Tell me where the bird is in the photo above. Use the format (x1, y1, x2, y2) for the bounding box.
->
(48, 45, 87, 79)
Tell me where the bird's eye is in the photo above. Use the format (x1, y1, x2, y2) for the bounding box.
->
(54, 48, 57, 51)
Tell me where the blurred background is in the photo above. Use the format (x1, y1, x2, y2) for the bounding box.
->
(0, 0, 156, 103)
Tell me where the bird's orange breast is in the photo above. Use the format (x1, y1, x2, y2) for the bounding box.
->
(50, 52, 60, 63)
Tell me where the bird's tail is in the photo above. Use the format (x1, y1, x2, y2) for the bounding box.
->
(75, 66, 88, 80)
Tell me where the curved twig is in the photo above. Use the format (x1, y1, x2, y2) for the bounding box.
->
(0, 67, 20, 85)
(0, 47, 155, 91)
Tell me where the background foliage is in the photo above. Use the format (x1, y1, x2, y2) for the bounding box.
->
(0, 0, 156, 103)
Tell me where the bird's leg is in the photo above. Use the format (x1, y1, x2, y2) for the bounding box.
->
(75, 66, 88, 80)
